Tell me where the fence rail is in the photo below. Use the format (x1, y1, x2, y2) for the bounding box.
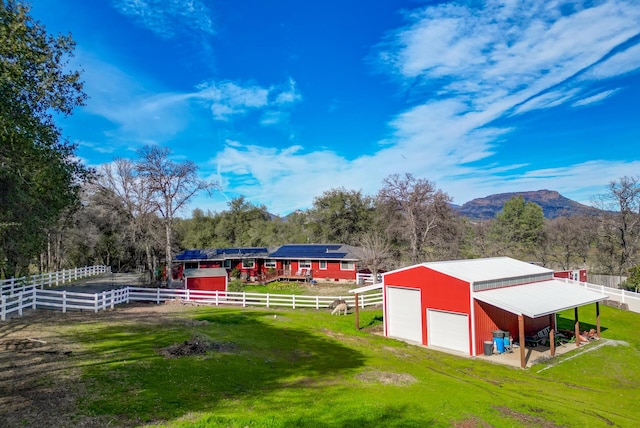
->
(566, 278, 640, 313)
(1, 286, 383, 321)
(0, 266, 111, 296)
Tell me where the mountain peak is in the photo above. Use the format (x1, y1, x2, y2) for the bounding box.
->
(456, 190, 598, 220)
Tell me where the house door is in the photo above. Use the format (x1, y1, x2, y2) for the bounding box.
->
(283, 260, 291, 275)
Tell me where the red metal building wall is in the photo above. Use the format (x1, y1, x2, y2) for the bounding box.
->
(384, 265, 471, 348)
(186, 276, 227, 292)
(474, 300, 555, 352)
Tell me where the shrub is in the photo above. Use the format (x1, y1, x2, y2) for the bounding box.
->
(227, 279, 244, 292)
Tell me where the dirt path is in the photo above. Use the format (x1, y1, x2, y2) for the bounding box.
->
(52, 272, 148, 293)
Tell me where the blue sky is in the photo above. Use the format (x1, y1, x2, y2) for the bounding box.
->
(30, 0, 640, 216)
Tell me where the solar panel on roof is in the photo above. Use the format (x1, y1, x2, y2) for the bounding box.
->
(269, 244, 347, 259)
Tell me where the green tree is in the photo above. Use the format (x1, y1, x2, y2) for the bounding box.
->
(491, 196, 544, 259)
(0, 0, 88, 277)
(213, 197, 272, 247)
(308, 188, 375, 245)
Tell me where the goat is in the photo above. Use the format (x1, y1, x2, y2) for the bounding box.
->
(331, 302, 348, 315)
(329, 299, 346, 309)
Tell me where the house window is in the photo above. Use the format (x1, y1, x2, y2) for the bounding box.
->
(299, 260, 312, 269)
(265, 259, 277, 268)
(223, 259, 231, 269)
(185, 262, 198, 269)
(319, 260, 327, 270)
(340, 261, 355, 271)
(242, 259, 255, 269)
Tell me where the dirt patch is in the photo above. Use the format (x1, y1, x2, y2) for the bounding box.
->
(452, 416, 492, 427)
(158, 333, 237, 358)
(355, 370, 417, 386)
(495, 406, 563, 428)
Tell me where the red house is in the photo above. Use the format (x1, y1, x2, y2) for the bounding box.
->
(382, 257, 607, 367)
(174, 244, 364, 285)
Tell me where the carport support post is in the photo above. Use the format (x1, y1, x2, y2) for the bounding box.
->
(574, 307, 580, 347)
(354, 293, 360, 330)
(518, 315, 525, 369)
(596, 302, 601, 338)
(549, 314, 555, 357)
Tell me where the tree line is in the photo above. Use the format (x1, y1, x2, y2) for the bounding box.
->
(2, 1, 639, 290)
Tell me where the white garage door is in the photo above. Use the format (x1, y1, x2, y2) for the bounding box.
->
(427, 309, 469, 354)
(386, 287, 422, 343)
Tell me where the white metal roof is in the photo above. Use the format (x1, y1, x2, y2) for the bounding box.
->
(183, 268, 228, 278)
(348, 283, 383, 294)
(473, 279, 607, 318)
(419, 257, 552, 283)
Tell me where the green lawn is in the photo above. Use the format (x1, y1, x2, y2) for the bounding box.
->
(62, 303, 640, 427)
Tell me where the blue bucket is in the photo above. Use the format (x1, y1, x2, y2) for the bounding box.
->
(493, 337, 505, 353)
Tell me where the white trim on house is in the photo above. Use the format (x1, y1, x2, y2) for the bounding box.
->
(299, 260, 312, 269)
(340, 261, 355, 271)
(242, 259, 255, 269)
(319, 260, 327, 270)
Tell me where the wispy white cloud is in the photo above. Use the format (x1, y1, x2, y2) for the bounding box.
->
(112, 0, 214, 38)
(572, 89, 620, 107)
(196, 79, 302, 122)
(199, 0, 640, 214)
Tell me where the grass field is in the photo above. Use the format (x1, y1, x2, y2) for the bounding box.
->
(1, 302, 639, 427)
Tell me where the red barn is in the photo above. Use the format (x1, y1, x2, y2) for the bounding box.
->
(183, 268, 228, 292)
(382, 257, 606, 367)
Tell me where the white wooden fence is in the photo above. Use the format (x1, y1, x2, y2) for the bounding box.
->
(564, 278, 640, 313)
(0, 266, 111, 296)
(1, 286, 384, 321)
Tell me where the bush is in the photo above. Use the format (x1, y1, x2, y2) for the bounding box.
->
(227, 279, 244, 292)
(266, 281, 302, 291)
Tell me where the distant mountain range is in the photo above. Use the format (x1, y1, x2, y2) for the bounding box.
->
(454, 190, 601, 220)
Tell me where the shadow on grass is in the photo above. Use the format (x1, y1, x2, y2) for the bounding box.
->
(61, 307, 368, 423)
(556, 315, 608, 334)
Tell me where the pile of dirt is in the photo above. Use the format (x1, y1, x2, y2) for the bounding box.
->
(158, 333, 237, 358)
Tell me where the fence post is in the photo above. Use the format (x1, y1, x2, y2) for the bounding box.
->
(186, 288, 190, 301)
(111, 290, 115, 309)
(242, 291, 246, 308)
(102, 291, 106, 311)
(156, 288, 160, 305)
(32, 288, 37, 310)
(18, 293, 23, 316)
(93, 293, 98, 313)
(622, 290, 626, 304)
(215, 290, 219, 306)
(1, 295, 6, 321)
(292, 294, 296, 309)
(62, 291, 67, 313)
(266, 293, 270, 309)
(316, 295, 319, 309)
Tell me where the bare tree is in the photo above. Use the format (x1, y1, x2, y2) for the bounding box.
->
(357, 230, 392, 282)
(594, 176, 640, 275)
(98, 158, 162, 279)
(377, 173, 452, 264)
(543, 215, 595, 270)
(135, 145, 217, 284)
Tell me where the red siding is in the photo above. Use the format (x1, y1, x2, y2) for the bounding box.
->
(186, 276, 227, 292)
(474, 300, 556, 354)
(385, 266, 472, 351)
(554, 269, 587, 282)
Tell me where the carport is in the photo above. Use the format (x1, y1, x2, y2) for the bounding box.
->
(474, 279, 608, 368)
